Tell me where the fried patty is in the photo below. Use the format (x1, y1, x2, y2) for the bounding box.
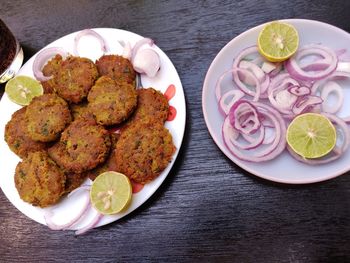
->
(87, 132, 119, 181)
(64, 172, 87, 194)
(126, 88, 169, 127)
(96, 55, 136, 84)
(48, 118, 111, 173)
(70, 101, 94, 121)
(115, 122, 175, 184)
(87, 76, 137, 126)
(53, 56, 99, 103)
(40, 54, 63, 94)
(26, 93, 72, 142)
(5, 107, 47, 158)
(14, 151, 66, 207)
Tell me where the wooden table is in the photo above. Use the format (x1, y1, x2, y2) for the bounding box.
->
(1, 1, 349, 262)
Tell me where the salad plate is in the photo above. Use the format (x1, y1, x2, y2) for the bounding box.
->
(202, 19, 350, 184)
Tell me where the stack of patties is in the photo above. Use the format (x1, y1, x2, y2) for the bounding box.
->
(5, 53, 175, 208)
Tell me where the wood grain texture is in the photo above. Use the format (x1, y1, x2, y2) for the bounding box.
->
(1, 0, 350, 262)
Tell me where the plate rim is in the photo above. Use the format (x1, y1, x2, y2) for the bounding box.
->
(202, 18, 350, 184)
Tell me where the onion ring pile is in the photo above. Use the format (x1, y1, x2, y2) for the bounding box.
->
(217, 43, 350, 163)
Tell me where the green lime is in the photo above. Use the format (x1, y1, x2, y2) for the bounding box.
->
(5, 75, 43, 105)
(90, 171, 132, 215)
(258, 21, 299, 62)
(286, 113, 336, 159)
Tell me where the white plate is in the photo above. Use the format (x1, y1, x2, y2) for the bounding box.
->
(0, 28, 186, 229)
(202, 19, 350, 184)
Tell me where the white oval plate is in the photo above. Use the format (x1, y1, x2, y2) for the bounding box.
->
(0, 28, 186, 229)
(202, 19, 350, 184)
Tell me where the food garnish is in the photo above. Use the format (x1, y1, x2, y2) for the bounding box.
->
(258, 21, 299, 62)
(286, 113, 336, 159)
(90, 171, 132, 215)
(5, 75, 43, 105)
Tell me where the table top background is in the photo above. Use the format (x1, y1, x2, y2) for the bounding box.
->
(1, 1, 349, 262)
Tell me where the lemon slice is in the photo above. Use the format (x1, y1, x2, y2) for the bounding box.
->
(286, 113, 336, 159)
(90, 171, 132, 215)
(5, 75, 43, 105)
(258, 21, 299, 62)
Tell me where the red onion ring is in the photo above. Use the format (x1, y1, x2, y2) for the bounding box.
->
(312, 71, 349, 121)
(239, 60, 265, 83)
(218, 89, 244, 116)
(229, 100, 261, 134)
(222, 101, 286, 162)
(73, 29, 108, 56)
(232, 125, 265, 150)
(32, 47, 68, 81)
(44, 186, 91, 231)
(268, 73, 300, 115)
(215, 68, 245, 102)
(320, 81, 344, 114)
(232, 46, 270, 98)
(232, 68, 261, 101)
(292, 95, 323, 115)
(285, 44, 338, 81)
(131, 38, 154, 62)
(288, 85, 311, 96)
(75, 212, 104, 235)
(133, 48, 160, 77)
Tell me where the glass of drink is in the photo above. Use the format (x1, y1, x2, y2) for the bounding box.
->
(0, 19, 23, 83)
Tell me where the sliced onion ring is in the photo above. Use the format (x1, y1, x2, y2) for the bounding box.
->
(218, 89, 244, 116)
(73, 29, 108, 56)
(131, 38, 154, 62)
(285, 44, 338, 81)
(32, 47, 68, 81)
(133, 48, 160, 77)
(75, 212, 104, 235)
(229, 100, 261, 134)
(44, 186, 91, 231)
(312, 71, 350, 122)
(222, 101, 286, 162)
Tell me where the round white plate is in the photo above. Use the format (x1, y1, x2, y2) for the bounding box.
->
(202, 19, 350, 184)
(0, 28, 186, 230)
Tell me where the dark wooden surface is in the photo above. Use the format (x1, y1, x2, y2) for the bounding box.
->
(1, 1, 350, 262)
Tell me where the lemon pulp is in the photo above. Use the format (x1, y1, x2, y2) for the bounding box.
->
(286, 113, 336, 159)
(90, 171, 132, 215)
(5, 75, 43, 105)
(258, 21, 299, 62)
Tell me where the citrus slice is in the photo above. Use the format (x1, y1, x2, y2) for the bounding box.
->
(286, 113, 336, 159)
(258, 21, 299, 62)
(90, 171, 132, 215)
(5, 75, 43, 105)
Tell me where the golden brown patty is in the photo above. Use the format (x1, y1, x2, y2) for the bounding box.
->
(126, 88, 169, 127)
(40, 54, 63, 94)
(87, 132, 119, 181)
(115, 122, 175, 184)
(5, 107, 47, 158)
(96, 55, 136, 84)
(48, 118, 111, 173)
(70, 101, 94, 121)
(26, 93, 72, 142)
(64, 172, 87, 194)
(87, 76, 137, 126)
(14, 151, 66, 207)
(52, 56, 99, 103)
